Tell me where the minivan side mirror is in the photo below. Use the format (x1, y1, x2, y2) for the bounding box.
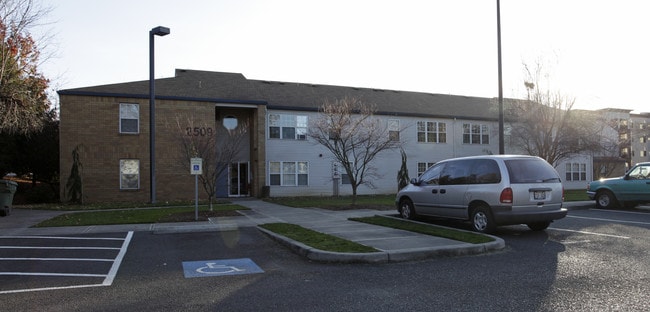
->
(410, 178, 419, 185)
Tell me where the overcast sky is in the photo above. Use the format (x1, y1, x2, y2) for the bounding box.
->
(39, 0, 649, 113)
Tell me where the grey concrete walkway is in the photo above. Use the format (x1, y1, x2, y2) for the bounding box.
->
(0, 199, 512, 263)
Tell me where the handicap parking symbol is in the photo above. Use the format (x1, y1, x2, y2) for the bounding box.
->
(182, 258, 264, 278)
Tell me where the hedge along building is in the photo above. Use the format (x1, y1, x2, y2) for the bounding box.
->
(58, 69, 506, 203)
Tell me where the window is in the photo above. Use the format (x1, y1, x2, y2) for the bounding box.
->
(419, 163, 443, 185)
(440, 160, 472, 185)
(333, 162, 353, 184)
(388, 119, 400, 141)
(223, 115, 238, 130)
(268, 114, 307, 140)
(120, 159, 140, 189)
(119, 103, 139, 134)
(565, 162, 587, 181)
(641, 136, 647, 143)
(269, 161, 308, 186)
(463, 123, 490, 144)
(417, 162, 435, 176)
(417, 121, 446, 143)
(468, 159, 501, 184)
(641, 150, 648, 157)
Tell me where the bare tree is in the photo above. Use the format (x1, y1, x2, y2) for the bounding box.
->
(505, 62, 601, 166)
(308, 97, 402, 203)
(172, 115, 248, 210)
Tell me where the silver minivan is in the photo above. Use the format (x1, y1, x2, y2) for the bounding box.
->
(395, 155, 567, 233)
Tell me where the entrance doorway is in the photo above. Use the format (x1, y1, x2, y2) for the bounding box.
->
(229, 162, 249, 197)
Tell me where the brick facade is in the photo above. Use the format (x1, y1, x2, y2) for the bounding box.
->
(59, 93, 265, 203)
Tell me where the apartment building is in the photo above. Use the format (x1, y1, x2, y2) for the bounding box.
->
(58, 69, 639, 202)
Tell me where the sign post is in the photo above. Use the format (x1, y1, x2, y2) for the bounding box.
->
(190, 158, 203, 221)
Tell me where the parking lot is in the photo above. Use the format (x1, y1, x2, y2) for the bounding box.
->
(0, 232, 133, 294)
(1, 204, 649, 311)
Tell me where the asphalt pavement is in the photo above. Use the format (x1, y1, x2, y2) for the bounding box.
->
(0, 199, 596, 263)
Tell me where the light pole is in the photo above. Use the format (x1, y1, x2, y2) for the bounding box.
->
(149, 26, 170, 204)
(496, 0, 504, 155)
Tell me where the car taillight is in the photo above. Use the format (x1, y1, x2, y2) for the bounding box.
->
(500, 187, 513, 204)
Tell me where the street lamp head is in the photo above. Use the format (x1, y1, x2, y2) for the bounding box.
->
(151, 26, 170, 36)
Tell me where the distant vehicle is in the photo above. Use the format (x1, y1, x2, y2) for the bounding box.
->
(587, 162, 650, 209)
(395, 155, 567, 233)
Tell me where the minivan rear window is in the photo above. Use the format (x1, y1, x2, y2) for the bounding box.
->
(504, 158, 561, 183)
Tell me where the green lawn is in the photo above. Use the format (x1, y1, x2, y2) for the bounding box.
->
(564, 189, 589, 201)
(263, 195, 395, 208)
(350, 215, 494, 244)
(33, 204, 244, 227)
(259, 223, 379, 253)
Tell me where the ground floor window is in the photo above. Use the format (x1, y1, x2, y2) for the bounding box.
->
(269, 161, 308, 186)
(417, 162, 436, 176)
(565, 162, 587, 181)
(120, 159, 140, 189)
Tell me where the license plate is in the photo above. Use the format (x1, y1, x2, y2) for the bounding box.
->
(533, 191, 546, 200)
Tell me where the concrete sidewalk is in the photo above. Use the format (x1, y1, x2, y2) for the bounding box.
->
(0, 199, 508, 263)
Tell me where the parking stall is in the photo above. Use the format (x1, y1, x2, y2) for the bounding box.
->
(0, 232, 132, 294)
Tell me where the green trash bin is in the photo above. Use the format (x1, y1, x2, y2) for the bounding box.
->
(0, 179, 18, 217)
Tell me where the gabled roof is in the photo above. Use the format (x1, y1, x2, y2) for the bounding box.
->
(59, 69, 498, 121)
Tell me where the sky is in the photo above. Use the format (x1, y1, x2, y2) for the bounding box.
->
(38, 0, 649, 113)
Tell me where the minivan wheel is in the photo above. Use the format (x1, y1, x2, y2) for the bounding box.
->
(595, 190, 618, 209)
(471, 205, 496, 233)
(527, 221, 551, 231)
(399, 199, 417, 220)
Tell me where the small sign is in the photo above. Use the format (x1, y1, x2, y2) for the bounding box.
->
(190, 158, 203, 175)
(182, 258, 264, 278)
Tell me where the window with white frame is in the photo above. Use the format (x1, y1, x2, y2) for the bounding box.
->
(641, 150, 648, 157)
(463, 123, 490, 144)
(565, 162, 587, 181)
(120, 159, 140, 189)
(269, 161, 309, 186)
(417, 121, 446, 143)
(388, 119, 400, 141)
(268, 114, 308, 140)
(119, 103, 139, 134)
(417, 162, 436, 176)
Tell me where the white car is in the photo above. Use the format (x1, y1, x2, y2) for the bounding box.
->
(395, 155, 567, 233)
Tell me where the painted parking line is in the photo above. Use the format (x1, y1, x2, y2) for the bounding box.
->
(548, 227, 630, 239)
(182, 258, 264, 278)
(0, 231, 133, 294)
(568, 215, 650, 226)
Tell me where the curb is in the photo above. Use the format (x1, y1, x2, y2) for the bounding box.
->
(257, 225, 505, 264)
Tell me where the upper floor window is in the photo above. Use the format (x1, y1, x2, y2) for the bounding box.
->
(463, 123, 489, 144)
(269, 114, 307, 140)
(119, 103, 139, 134)
(388, 119, 400, 141)
(417, 121, 446, 143)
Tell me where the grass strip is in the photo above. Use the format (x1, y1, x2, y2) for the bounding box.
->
(33, 205, 243, 227)
(259, 223, 379, 253)
(264, 195, 394, 208)
(18, 200, 233, 211)
(349, 215, 495, 244)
